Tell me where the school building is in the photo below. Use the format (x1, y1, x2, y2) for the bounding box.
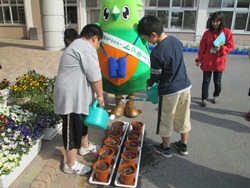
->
(0, 0, 249, 51)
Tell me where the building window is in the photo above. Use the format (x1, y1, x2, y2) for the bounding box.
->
(222, 0, 234, 8)
(208, 0, 250, 33)
(234, 13, 247, 30)
(222, 11, 233, 29)
(86, 0, 100, 23)
(183, 11, 196, 29)
(237, 0, 249, 8)
(0, 0, 25, 24)
(171, 12, 183, 28)
(209, 0, 222, 8)
(144, 0, 197, 31)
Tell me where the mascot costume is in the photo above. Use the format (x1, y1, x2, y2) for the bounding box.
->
(97, 0, 150, 118)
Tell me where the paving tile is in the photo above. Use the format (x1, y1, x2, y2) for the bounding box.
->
(30, 181, 47, 188)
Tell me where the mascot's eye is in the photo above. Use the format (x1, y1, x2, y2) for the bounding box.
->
(122, 6, 130, 20)
(103, 7, 110, 21)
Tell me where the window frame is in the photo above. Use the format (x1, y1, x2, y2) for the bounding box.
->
(0, 0, 25, 25)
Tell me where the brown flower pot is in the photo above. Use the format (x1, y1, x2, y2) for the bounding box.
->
(131, 121, 144, 133)
(98, 147, 115, 164)
(124, 140, 140, 151)
(111, 121, 125, 132)
(104, 137, 120, 153)
(127, 130, 141, 141)
(118, 163, 136, 185)
(121, 150, 138, 166)
(108, 129, 122, 140)
(92, 160, 111, 182)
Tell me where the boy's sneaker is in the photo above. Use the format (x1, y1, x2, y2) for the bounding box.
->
(174, 140, 188, 155)
(201, 99, 208, 107)
(79, 142, 101, 156)
(152, 143, 172, 158)
(63, 161, 91, 175)
(212, 96, 219, 104)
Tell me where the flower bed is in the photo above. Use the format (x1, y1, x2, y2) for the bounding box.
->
(0, 135, 43, 188)
(0, 105, 44, 176)
(0, 70, 62, 185)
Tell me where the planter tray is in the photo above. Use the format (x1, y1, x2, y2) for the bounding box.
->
(43, 123, 62, 140)
(89, 122, 130, 186)
(127, 123, 145, 149)
(114, 148, 142, 188)
(0, 136, 43, 188)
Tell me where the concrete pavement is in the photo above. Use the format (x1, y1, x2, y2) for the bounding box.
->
(0, 38, 250, 188)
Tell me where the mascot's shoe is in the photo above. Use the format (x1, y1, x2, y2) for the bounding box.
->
(112, 97, 124, 118)
(124, 94, 142, 118)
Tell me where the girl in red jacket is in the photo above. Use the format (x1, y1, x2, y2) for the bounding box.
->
(195, 12, 234, 107)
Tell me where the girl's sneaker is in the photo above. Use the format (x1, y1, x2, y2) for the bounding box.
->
(63, 160, 91, 175)
(201, 99, 208, 107)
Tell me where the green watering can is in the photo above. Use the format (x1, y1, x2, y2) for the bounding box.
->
(121, 83, 159, 104)
(84, 100, 109, 130)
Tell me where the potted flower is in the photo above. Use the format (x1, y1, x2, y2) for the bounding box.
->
(108, 129, 122, 140)
(124, 140, 140, 151)
(127, 130, 141, 141)
(92, 160, 111, 182)
(111, 121, 125, 132)
(118, 163, 136, 185)
(97, 147, 115, 164)
(131, 121, 144, 133)
(104, 137, 120, 153)
(121, 150, 138, 166)
(19, 76, 61, 139)
(0, 78, 10, 106)
(9, 70, 48, 105)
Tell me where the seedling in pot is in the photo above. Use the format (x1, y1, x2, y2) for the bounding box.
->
(120, 166, 135, 175)
(96, 162, 109, 171)
(100, 149, 113, 156)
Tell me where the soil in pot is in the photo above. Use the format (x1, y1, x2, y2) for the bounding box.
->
(127, 130, 141, 141)
(98, 147, 115, 164)
(124, 139, 140, 151)
(131, 121, 144, 133)
(104, 137, 120, 153)
(121, 150, 138, 166)
(118, 163, 136, 185)
(111, 121, 125, 132)
(108, 129, 122, 140)
(93, 160, 111, 182)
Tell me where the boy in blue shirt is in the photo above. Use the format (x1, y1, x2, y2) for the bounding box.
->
(137, 15, 192, 158)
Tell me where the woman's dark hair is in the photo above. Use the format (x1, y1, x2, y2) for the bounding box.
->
(208, 12, 225, 31)
(80, 24, 103, 40)
(137, 15, 164, 37)
(64, 28, 78, 47)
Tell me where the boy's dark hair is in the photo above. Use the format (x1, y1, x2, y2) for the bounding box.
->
(80, 24, 103, 40)
(64, 28, 78, 47)
(208, 11, 225, 31)
(137, 15, 164, 37)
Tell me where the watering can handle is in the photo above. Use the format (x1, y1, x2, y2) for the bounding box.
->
(92, 99, 105, 109)
(92, 100, 99, 110)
